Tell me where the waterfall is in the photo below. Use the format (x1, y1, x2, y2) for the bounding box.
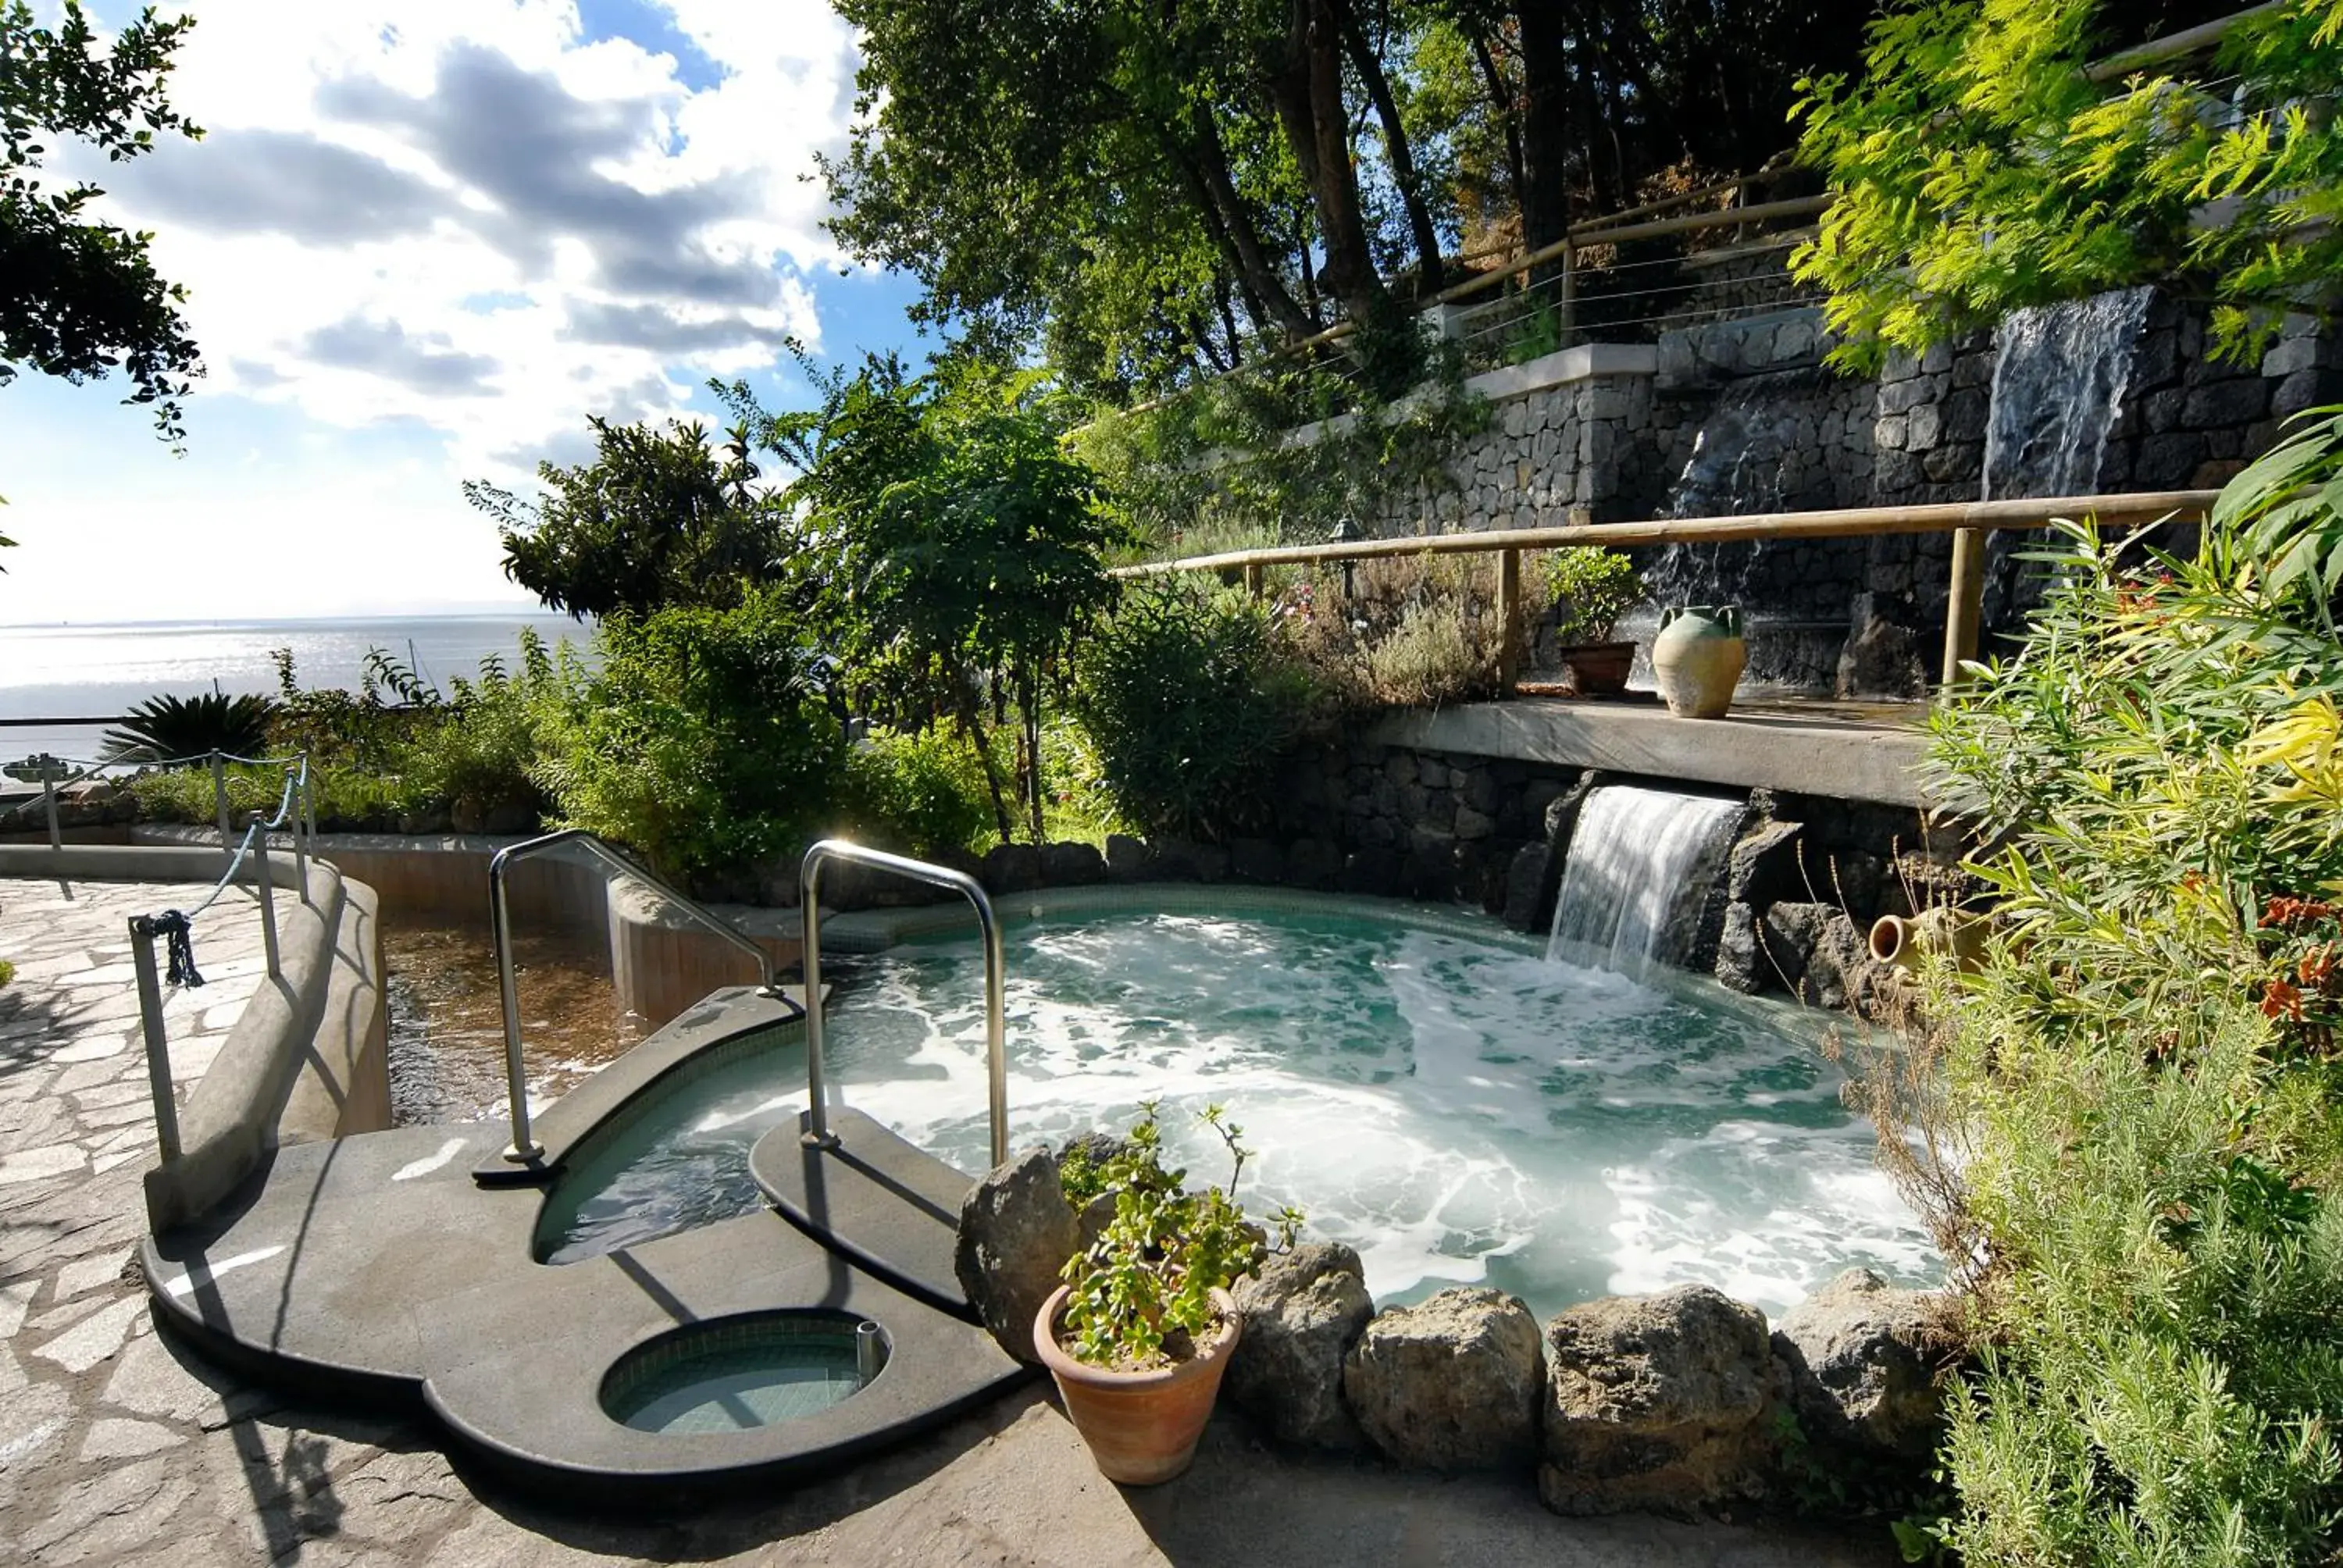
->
(1983, 286, 2156, 501)
(1977, 287, 2156, 624)
(1548, 786, 1744, 978)
(1642, 368, 1869, 690)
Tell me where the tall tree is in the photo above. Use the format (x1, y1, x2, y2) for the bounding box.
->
(1, 2, 203, 442)
(465, 418, 776, 620)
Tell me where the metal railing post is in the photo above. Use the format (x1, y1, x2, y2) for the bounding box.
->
(211, 751, 233, 852)
(1557, 242, 1577, 341)
(1942, 527, 1988, 687)
(483, 828, 783, 1167)
(247, 814, 280, 982)
(41, 775, 59, 851)
(799, 839, 1008, 1166)
(129, 917, 183, 1162)
(488, 847, 542, 1164)
(290, 764, 311, 905)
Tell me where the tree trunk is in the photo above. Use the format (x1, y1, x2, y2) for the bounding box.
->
(1333, 0, 1443, 294)
(1517, 3, 1574, 258)
(1271, 0, 1389, 328)
(954, 690, 1015, 846)
(1181, 111, 1317, 340)
(1471, 31, 1528, 229)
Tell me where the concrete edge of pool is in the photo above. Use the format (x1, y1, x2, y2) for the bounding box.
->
(141, 987, 1032, 1509)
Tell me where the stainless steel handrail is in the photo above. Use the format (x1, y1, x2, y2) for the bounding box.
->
(798, 839, 1008, 1167)
(488, 828, 781, 1164)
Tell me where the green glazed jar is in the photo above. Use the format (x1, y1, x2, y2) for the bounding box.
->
(1650, 604, 1746, 719)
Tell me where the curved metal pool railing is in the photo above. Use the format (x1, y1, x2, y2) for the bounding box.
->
(798, 839, 1007, 1167)
(488, 829, 781, 1164)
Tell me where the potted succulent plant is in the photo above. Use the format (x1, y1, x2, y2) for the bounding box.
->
(1544, 547, 1646, 697)
(1034, 1103, 1300, 1485)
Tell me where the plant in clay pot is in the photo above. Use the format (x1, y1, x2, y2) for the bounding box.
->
(1543, 547, 1645, 697)
(1036, 1103, 1301, 1484)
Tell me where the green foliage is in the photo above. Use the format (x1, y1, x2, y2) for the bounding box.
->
(0, 957, 13, 988)
(402, 634, 554, 825)
(843, 725, 999, 857)
(100, 692, 276, 765)
(1545, 547, 1645, 645)
(532, 592, 846, 889)
(1071, 580, 1312, 843)
(1075, 345, 1486, 554)
(1, 1, 203, 441)
(1910, 410, 2343, 1559)
(465, 415, 776, 619)
(1055, 1103, 1300, 1370)
(1794, 0, 2343, 371)
(756, 356, 1125, 844)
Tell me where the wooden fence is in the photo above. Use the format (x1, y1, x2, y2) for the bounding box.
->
(1114, 490, 2223, 694)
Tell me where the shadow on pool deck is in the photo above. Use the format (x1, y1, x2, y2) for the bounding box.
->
(434, 1384, 1897, 1567)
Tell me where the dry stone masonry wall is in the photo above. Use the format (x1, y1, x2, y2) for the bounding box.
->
(1345, 288, 2343, 697)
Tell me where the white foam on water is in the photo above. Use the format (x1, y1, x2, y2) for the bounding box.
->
(540, 907, 1939, 1313)
(808, 914, 1938, 1318)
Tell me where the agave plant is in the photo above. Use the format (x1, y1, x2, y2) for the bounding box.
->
(101, 693, 279, 767)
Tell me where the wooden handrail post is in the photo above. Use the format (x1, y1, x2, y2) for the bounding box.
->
(1498, 547, 1525, 697)
(1942, 527, 1988, 687)
(1558, 244, 1576, 341)
(1243, 561, 1264, 598)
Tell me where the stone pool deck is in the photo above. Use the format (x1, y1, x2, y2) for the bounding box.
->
(0, 875, 1894, 1566)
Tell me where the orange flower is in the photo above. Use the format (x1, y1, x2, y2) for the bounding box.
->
(2301, 944, 2339, 989)
(2263, 978, 2306, 1021)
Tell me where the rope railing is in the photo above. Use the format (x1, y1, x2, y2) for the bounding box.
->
(109, 750, 317, 1165)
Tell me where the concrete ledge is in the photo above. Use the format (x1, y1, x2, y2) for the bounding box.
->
(1367, 700, 1931, 807)
(281, 876, 392, 1142)
(0, 841, 299, 887)
(138, 859, 385, 1231)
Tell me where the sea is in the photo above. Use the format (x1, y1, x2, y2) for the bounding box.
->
(0, 613, 588, 767)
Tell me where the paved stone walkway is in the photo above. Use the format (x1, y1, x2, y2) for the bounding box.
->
(0, 875, 1892, 1567)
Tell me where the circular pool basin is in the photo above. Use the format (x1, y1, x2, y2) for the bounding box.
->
(538, 894, 1937, 1318)
(601, 1311, 886, 1435)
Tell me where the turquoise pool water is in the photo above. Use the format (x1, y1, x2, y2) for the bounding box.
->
(538, 903, 1935, 1317)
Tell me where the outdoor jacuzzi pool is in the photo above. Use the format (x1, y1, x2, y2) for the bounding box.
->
(537, 893, 1937, 1317)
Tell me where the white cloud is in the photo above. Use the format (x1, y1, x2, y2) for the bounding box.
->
(90, 0, 858, 472)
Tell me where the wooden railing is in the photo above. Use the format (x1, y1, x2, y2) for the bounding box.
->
(1116, 490, 2222, 694)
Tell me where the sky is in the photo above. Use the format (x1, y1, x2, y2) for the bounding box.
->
(0, 0, 933, 624)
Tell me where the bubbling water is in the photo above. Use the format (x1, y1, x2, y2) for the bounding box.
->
(540, 906, 1938, 1317)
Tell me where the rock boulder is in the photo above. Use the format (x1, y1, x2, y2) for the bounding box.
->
(1227, 1244, 1373, 1450)
(954, 1147, 1078, 1364)
(1771, 1269, 1946, 1463)
(1343, 1287, 1542, 1471)
(1539, 1284, 1785, 1516)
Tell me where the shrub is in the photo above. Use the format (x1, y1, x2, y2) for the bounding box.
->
(101, 692, 277, 765)
(393, 633, 554, 828)
(533, 591, 847, 889)
(1055, 1105, 1298, 1370)
(842, 725, 998, 857)
(1897, 414, 2343, 1560)
(1071, 580, 1312, 843)
(1545, 547, 1644, 645)
(1361, 595, 1500, 707)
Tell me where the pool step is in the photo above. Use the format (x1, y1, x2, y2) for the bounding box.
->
(751, 1107, 977, 1319)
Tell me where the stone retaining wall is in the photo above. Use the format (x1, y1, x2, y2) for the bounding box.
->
(1323, 284, 2343, 696)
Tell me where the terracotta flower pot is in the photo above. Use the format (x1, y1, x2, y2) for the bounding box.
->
(1032, 1285, 1242, 1485)
(1556, 640, 1636, 697)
